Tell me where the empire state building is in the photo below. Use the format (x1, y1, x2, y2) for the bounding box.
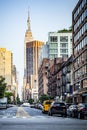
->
(24, 11, 33, 78)
(23, 12, 44, 101)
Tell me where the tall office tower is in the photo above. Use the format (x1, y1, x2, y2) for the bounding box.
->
(38, 44, 49, 68)
(48, 30, 72, 59)
(26, 40, 44, 101)
(72, 0, 87, 103)
(23, 12, 44, 101)
(0, 48, 13, 90)
(24, 11, 33, 78)
(23, 11, 33, 101)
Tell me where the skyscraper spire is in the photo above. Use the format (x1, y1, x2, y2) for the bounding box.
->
(24, 8, 33, 43)
(27, 9, 31, 31)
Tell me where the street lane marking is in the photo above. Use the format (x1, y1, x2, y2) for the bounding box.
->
(16, 107, 31, 118)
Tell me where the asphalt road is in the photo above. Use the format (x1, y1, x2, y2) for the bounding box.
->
(0, 106, 87, 130)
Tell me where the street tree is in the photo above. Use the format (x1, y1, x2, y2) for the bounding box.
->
(28, 98, 34, 104)
(5, 91, 13, 104)
(16, 94, 20, 105)
(39, 94, 51, 103)
(0, 76, 7, 98)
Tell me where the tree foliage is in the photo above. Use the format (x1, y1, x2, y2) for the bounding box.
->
(28, 98, 34, 104)
(16, 94, 20, 104)
(39, 94, 51, 103)
(0, 76, 7, 98)
(5, 92, 13, 104)
(58, 27, 72, 33)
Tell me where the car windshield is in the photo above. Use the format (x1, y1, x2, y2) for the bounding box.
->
(78, 103, 87, 108)
(84, 104, 87, 107)
(72, 105, 77, 108)
(54, 102, 65, 106)
(45, 101, 52, 105)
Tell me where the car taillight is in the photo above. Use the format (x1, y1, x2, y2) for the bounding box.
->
(62, 106, 66, 108)
(81, 108, 87, 111)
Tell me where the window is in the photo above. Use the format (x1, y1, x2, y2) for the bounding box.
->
(60, 49, 68, 53)
(83, 79, 87, 88)
(49, 54, 55, 59)
(60, 36, 68, 42)
(50, 49, 58, 53)
(50, 36, 57, 42)
(60, 54, 68, 58)
(50, 43, 58, 48)
(60, 43, 68, 48)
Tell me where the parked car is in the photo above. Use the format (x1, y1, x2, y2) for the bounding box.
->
(48, 101, 67, 117)
(66, 103, 73, 109)
(42, 100, 54, 113)
(0, 97, 7, 109)
(37, 104, 43, 110)
(30, 104, 36, 108)
(21, 103, 30, 107)
(34, 103, 43, 110)
(77, 103, 87, 119)
(7, 104, 16, 108)
(67, 104, 77, 117)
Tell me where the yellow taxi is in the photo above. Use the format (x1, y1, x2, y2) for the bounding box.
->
(42, 100, 54, 113)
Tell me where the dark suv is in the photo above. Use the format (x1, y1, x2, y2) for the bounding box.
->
(48, 101, 67, 117)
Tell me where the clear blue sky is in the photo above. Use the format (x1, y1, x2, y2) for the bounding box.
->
(0, 0, 78, 97)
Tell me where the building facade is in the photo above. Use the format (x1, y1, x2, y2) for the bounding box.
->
(48, 31, 72, 59)
(0, 48, 18, 102)
(24, 12, 33, 77)
(38, 44, 49, 68)
(26, 40, 44, 101)
(23, 12, 44, 101)
(38, 58, 49, 98)
(12, 65, 18, 103)
(38, 44, 49, 98)
(47, 56, 73, 102)
(47, 58, 64, 98)
(23, 11, 33, 101)
(61, 56, 73, 102)
(72, 0, 87, 103)
(0, 48, 12, 89)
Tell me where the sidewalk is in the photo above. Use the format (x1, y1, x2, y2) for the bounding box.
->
(16, 107, 31, 118)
